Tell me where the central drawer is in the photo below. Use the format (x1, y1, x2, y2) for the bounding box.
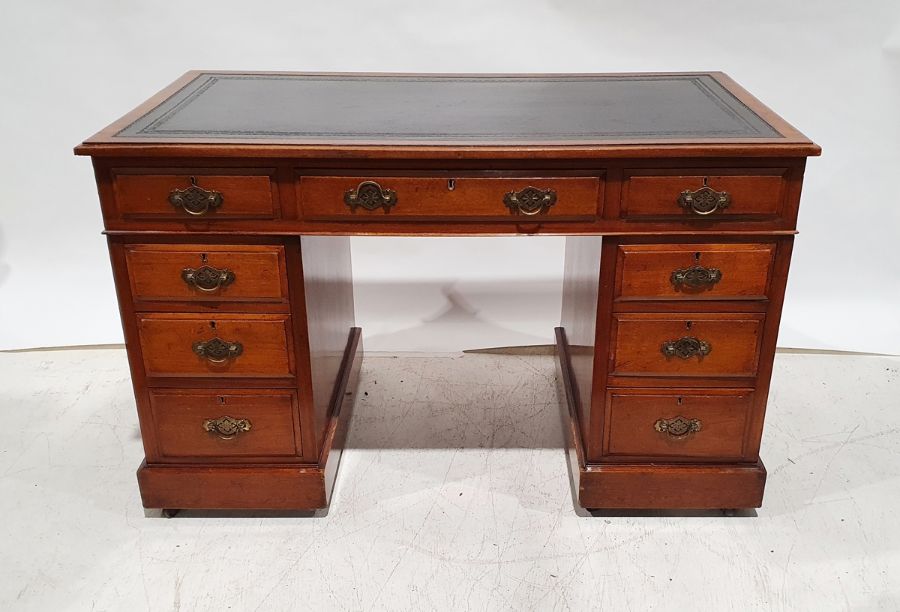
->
(297, 174, 602, 220)
(137, 314, 294, 379)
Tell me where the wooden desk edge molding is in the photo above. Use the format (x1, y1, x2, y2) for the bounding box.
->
(77, 71, 818, 513)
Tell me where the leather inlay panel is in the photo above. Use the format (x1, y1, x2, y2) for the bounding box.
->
(116, 73, 782, 142)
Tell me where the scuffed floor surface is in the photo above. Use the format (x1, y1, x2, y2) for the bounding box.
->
(1, 348, 898, 611)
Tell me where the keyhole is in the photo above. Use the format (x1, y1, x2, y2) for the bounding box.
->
(447, 178, 456, 191)
(694, 252, 701, 263)
(218, 396, 226, 405)
(210, 320, 217, 330)
(702, 176, 709, 187)
(189, 175, 198, 186)
(677, 396, 683, 405)
(200, 253, 208, 264)
(686, 321, 693, 330)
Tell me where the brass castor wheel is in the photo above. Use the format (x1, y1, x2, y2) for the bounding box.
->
(162, 509, 180, 518)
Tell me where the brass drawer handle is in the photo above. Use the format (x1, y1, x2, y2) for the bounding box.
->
(182, 265, 236, 292)
(671, 265, 722, 289)
(203, 415, 252, 439)
(344, 180, 397, 212)
(677, 178, 730, 215)
(654, 416, 702, 437)
(503, 186, 557, 216)
(661, 336, 711, 359)
(168, 176, 224, 216)
(192, 337, 243, 363)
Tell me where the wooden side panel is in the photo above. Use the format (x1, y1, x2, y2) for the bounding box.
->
(743, 236, 795, 459)
(559, 237, 603, 450)
(296, 236, 357, 456)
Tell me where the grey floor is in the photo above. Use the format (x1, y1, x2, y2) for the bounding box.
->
(1, 348, 898, 611)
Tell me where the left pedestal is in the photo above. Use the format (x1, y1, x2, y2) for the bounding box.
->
(107, 234, 360, 511)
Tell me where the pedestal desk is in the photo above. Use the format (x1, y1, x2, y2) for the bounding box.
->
(75, 72, 819, 512)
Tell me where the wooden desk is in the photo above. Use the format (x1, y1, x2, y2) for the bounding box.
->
(76, 72, 819, 512)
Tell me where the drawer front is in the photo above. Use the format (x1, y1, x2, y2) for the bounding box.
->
(113, 171, 276, 219)
(621, 169, 786, 220)
(150, 390, 299, 459)
(125, 244, 288, 303)
(615, 243, 775, 301)
(137, 314, 294, 378)
(606, 390, 752, 460)
(298, 175, 601, 220)
(611, 314, 763, 378)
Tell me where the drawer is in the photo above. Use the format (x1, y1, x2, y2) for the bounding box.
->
(605, 389, 753, 460)
(137, 314, 294, 378)
(611, 313, 763, 378)
(620, 169, 787, 220)
(615, 243, 775, 301)
(149, 390, 299, 459)
(112, 171, 276, 219)
(124, 244, 288, 303)
(297, 174, 601, 220)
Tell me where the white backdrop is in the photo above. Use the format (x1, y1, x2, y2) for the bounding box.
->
(1, 1, 898, 354)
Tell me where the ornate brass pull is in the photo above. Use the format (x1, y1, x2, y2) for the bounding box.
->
(203, 416, 252, 439)
(661, 336, 711, 359)
(654, 416, 702, 437)
(677, 178, 730, 215)
(168, 176, 224, 216)
(671, 265, 722, 289)
(192, 337, 243, 363)
(344, 181, 397, 212)
(503, 186, 557, 216)
(182, 266, 236, 292)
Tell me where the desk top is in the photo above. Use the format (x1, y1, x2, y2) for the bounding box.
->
(77, 72, 819, 158)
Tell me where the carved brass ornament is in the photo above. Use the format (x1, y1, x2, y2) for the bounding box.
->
(503, 186, 557, 216)
(654, 416, 702, 437)
(677, 178, 730, 215)
(671, 265, 722, 289)
(203, 416, 252, 439)
(661, 336, 711, 359)
(192, 337, 243, 363)
(168, 176, 224, 216)
(344, 181, 397, 212)
(182, 266, 236, 292)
